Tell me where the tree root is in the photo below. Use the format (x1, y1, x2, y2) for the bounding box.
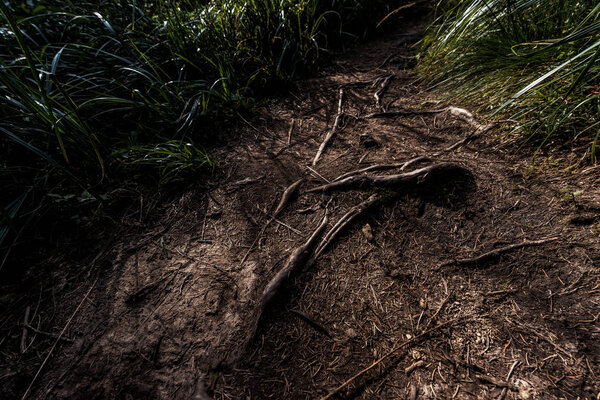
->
(239, 179, 304, 268)
(313, 88, 344, 166)
(332, 156, 430, 182)
(313, 194, 380, 259)
(439, 237, 559, 268)
(260, 214, 329, 309)
(307, 163, 470, 193)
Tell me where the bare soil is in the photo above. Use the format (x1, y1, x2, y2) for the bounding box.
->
(2, 20, 600, 400)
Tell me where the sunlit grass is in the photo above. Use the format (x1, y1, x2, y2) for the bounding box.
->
(419, 0, 600, 160)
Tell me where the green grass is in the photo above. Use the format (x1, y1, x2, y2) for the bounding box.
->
(419, 0, 600, 160)
(0, 0, 402, 262)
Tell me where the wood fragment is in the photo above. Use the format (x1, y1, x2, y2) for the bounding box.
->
(320, 319, 458, 400)
(405, 360, 424, 374)
(440, 238, 559, 268)
(408, 385, 417, 400)
(287, 118, 295, 145)
(20, 306, 30, 354)
(374, 74, 393, 109)
(313, 88, 344, 165)
(308, 163, 470, 193)
(333, 156, 430, 182)
(290, 309, 331, 338)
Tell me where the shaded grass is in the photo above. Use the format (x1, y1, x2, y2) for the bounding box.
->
(0, 0, 402, 265)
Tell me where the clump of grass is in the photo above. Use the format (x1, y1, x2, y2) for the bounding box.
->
(0, 0, 402, 260)
(419, 0, 600, 160)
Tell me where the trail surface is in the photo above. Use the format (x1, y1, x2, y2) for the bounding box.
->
(4, 21, 600, 400)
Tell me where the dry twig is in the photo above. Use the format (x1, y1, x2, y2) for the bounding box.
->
(320, 319, 458, 400)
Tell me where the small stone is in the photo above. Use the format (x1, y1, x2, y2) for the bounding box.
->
(362, 223, 374, 242)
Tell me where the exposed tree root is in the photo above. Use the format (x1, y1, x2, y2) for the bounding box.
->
(332, 156, 430, 182)
(307, 163, 470, 193)
(313, 194, 380, 259)
(239, 179, 304, 267)
(313, 88, 344, 166)
(260, 214, 329, 309)
(364, 106, 496, 153)
(439, 238, 560, 268)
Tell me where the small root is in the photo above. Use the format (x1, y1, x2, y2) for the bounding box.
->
(440, 237, 560, 268)
(260, 214, 328, 309)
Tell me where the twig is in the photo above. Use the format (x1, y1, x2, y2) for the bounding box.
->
(287, 118, 295, 145)
(499, 361, 520, 399)
(313, 88, 344, 165)
(440, 238, 559, 267)
(22, 278, 97, 400)
(405, 360, 424, 374)
(423, 291, 452, 331)
(20, 306, 30, 354)
(320, 319, 458, 400)
(332, 156, 430, 182)
(308, 163, 470, 193)
(290, 309, 331, 338)
(19, 323, 75, 344)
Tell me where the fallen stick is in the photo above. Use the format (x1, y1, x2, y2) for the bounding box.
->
(320, 319, 458, 400)
(440, 238, 559, 267)
(260, 215, 328, 309)
(308, 163, 470, 193)
(287, 118, 295, 145)
(332, 156, 430, 182)
(313, 88, 344, 166)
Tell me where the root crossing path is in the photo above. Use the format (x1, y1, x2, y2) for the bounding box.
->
(19, 23, 600, 400)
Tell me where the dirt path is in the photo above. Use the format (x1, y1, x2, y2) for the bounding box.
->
(3, 22, 600, 400)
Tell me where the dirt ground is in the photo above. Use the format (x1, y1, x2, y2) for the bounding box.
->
(2, 18, 600, 400)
